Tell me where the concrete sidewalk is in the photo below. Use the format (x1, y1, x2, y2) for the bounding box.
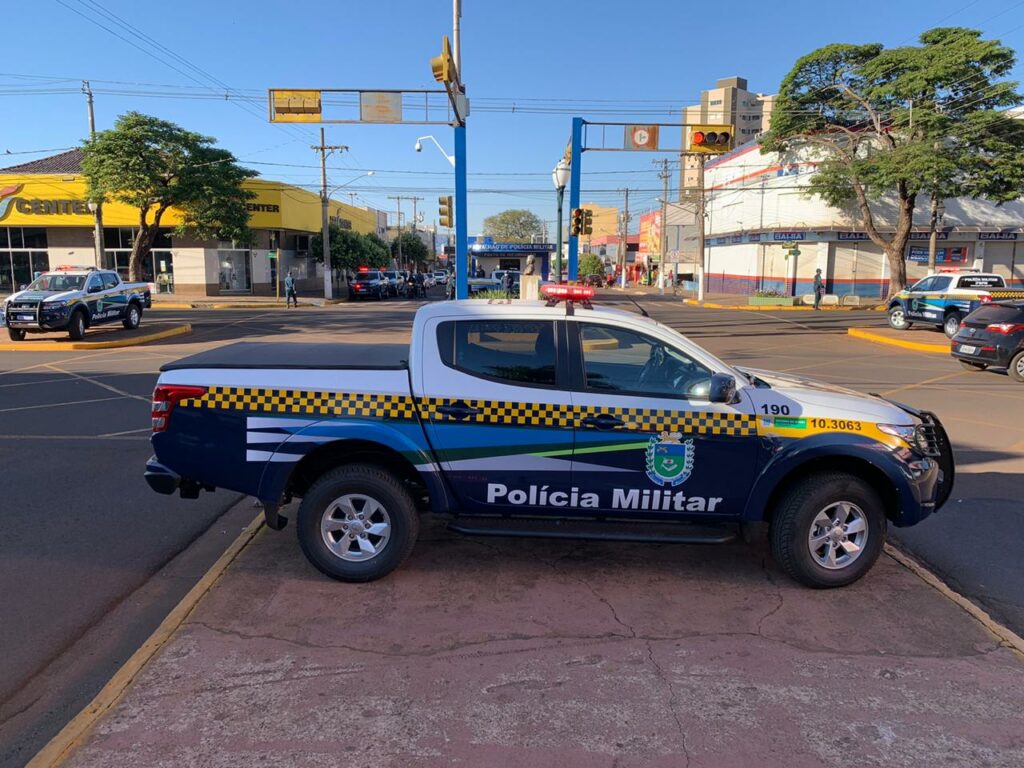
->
(63, 518, 1024, 768)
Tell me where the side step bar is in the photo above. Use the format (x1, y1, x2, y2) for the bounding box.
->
(447, 516, 736, 544)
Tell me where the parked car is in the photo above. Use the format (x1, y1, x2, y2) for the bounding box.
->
(950, 300, 1024, 381)
(381, 271, 405, 297)
(146, 285, 953, 589)
(4, 266, 151, 341)
(348, 271, 388, 301)
(433, 270, 448, 286)
(888, 270, 1024, 338)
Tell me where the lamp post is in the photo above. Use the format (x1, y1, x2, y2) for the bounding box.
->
(87, 201, 104, 269)
(552, 159, 570, 283)
(414, 136, 456, 167)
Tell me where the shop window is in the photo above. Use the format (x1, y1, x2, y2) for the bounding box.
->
(0, 229, 7, 249)
(217, 250, 252, 292)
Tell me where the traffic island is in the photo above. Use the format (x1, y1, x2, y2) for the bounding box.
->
(0, 323, 191, 351)
(848, 327, 950, 354)
(46, 517, 1024, 768)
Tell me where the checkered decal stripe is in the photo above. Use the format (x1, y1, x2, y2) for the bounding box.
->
(181, 387, 756, 436)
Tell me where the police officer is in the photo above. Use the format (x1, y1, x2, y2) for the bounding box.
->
(284, 271, 298, 308)
(813, 268, 824, 310)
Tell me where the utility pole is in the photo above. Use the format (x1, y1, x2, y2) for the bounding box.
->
(452, 0, 462, 73)
(388, 196, 423, 270)
(313, 127, 348, 300)
(657, 158, 670, 295)
(83, 81, 104, 270)
(409, 196, 424, 233)
(618, 188, 630, 290)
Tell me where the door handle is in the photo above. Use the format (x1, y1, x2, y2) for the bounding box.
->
(437, 402, 481, 420)
(580, 413, 625, 430)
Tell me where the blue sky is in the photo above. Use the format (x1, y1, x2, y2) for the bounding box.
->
(2, 0, 1023, 234)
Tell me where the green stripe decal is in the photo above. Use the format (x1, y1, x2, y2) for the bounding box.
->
(531, 441, 649, 458)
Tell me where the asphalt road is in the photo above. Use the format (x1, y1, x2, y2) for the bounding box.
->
(1, 291, 1021, 765)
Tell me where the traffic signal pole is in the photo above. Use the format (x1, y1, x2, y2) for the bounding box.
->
(567, 117, 584, 282)
(454, 124, 469, 299)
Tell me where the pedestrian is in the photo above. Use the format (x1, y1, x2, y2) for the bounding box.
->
(813, 268, 824, 310)
(414, 270, 425, 298)
(284, 270, 298, 308)
(501, 270, 514, 299)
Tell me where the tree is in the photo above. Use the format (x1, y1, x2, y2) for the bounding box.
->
(311, 225, 388, 273)
(81, 112, 257, 282)
(482, 209, 544, 243)
(579, 252, 605, 277)
(390, 232, 429, 268)
(762, 28, 1024, 297)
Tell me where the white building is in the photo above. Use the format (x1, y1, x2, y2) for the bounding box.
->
(700, 142, 1024, 298)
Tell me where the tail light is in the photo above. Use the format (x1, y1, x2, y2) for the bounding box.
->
(986, 322, 1024, 334)
(979, 294, 993, 304)
(152, 385, 207, 432)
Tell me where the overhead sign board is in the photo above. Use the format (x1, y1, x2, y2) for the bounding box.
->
(359, 92, 403, 123)
(270, 90, 322, 123)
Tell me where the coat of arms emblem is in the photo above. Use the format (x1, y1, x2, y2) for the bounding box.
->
(645, 431, 695, 487)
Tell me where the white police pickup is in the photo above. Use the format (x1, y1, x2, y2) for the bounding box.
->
(4, 266, 151, 341)
(145, 285, 953, 588)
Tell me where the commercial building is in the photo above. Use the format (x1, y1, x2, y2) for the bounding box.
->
(680, 76, 775, 195)
(0, 150, 386, 297)
(700, 142, 1024, 297)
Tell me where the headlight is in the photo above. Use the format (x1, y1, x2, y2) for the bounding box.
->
(45, 300, 70, 309)
(878, 423, 931, 453)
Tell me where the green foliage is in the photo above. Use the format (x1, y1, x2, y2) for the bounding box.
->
(762, 28, 1024, 296)
(390, 232, 430, 266)
(578, 253, 605, 278)
(481, 209, 545, 243)
(81, 112, 257, 281)
(470, 289, 511, 301)
(311, 225, 390, 272)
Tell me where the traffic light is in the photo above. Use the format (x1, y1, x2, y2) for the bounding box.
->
(438, 195, 453, 228)
(583, 208, 593, 235)
(570, 208, 584, 236)
(431, 36, 457, 85)
(688, 124, 733, 154)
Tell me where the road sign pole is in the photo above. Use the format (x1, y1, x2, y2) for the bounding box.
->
(454, 123, 469, 300)
(567, 117, 584, 282)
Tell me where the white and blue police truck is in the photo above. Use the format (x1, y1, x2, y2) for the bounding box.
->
(145, 285, 953, 588)
(4, 266, 151, 341)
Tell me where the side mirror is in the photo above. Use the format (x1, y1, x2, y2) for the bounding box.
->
(708, 373, 738, 404)
(88, 284, 102, 294)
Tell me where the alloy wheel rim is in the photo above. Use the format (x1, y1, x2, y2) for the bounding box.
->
(891, 310, 904, 327)
(946, 317, 959, 335)
(808, 501, 869, 570)
(1017, 357, 1024, 376)
(321, 494, 392, 562)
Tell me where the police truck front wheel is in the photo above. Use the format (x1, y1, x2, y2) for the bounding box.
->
(7, 328, 25, 341)
(296, 464, 420, 582)
(943, 312, 963, 339)
(123, 303, 142, 330)
(770, 472, 885, 588)
(68, 310, 86, 341)
(888, 306, 910, 330)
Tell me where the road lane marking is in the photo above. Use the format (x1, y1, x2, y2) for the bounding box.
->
(881, 370, 967, 396)
(98, 427, 152, 437)
(0, 396, 124, 413)
(0, 434, 149, 441)
(45, 365, 150, 403)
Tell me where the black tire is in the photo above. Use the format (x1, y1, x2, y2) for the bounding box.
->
(7, 328, 25, 341)
(943, 312, 962, 339)
(1010, 350, 1024, 383)
(296, 464, 420, 582)
(958, 359, 987, 371)
(887, 305, 910, 330)
(122, 302, 142, 330)
(67, 310, 86, 341)
(770, 472, 885, 588)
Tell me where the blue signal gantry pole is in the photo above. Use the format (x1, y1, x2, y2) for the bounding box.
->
(567, 116, 584, 282)
(454, 123, 469, 299)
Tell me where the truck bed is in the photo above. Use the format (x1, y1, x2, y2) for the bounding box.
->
(160, 342, 410, 371)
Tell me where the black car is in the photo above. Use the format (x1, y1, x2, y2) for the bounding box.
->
(950, 301, 1024, 381)
(348, 271, 387, 301)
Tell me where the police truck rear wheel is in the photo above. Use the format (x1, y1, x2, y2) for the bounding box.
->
(944, 312, 962, 338)
(770, 472, 884, 588)
(123, 303, 141, 330)
(7, 328, 25, 341)
(68, 311, 86, 341)
(1009, 350, 1024, 383)
(888, 307, 910, 330)
(296, 464, 420, 582)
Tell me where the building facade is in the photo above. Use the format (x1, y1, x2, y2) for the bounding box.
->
(700, 142, 1024, 297)
(0, 150, 385, 297)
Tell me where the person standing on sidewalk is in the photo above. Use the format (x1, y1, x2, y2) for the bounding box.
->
(813, 268, 824, 310)
(284, 271, 298, 308)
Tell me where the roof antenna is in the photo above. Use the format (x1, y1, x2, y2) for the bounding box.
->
(629, 298, 649, 318)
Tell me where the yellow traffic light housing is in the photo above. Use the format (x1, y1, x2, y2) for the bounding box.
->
(438, 195, 454, 228)
(570, 208, 584, 237)
(431, 36, 456, 85)
(583, 209, 594, 236)
(688, 124, 733, 154)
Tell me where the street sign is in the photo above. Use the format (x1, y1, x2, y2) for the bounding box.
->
(270, 91, 322, 123)
(625, 125, 660, 151)
(359, 92, 403, 123)
(267, 250, 278, 260)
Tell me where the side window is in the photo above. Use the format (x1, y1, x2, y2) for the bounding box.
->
(102, 273, 120, 290)
(930, 276, 952, 292)
(86, 274, 104, 293)
(909, 277, 934, 293)
(578, 323, 711, 399)
(438, 320, 557, 387)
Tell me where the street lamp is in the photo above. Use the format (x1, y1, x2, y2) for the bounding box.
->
(87, 200, 104, 269)
(327, 171, 374, 199)
(552, 159, 570, 284)
(414, 136, 455, 167)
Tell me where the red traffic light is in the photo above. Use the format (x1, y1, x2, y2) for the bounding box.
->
(692, 131, 706, 145)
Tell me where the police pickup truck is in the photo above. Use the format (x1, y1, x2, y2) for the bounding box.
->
(145, 285, 953, 588)
(887, 270, 1024, 338)
(4, 266, 151, 341)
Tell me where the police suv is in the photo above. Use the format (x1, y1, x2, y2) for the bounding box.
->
(145, 285, 953, 588)
(4, 266, 151, 341)
(887, 269, 1024, 338)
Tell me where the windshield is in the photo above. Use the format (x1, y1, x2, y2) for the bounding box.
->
(383, 271, 399, 279)
(26, 274, 87, 292)
(355, 273, 378, 282)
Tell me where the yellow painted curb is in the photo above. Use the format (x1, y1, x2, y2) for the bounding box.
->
(885, 543, 1024, 659)
(149, 303, 196, 310)
(0, 324, 192, 351)
(847, 327, 948, 354)
(27, 513, 265, 768)
(685, 300, 865, 312)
